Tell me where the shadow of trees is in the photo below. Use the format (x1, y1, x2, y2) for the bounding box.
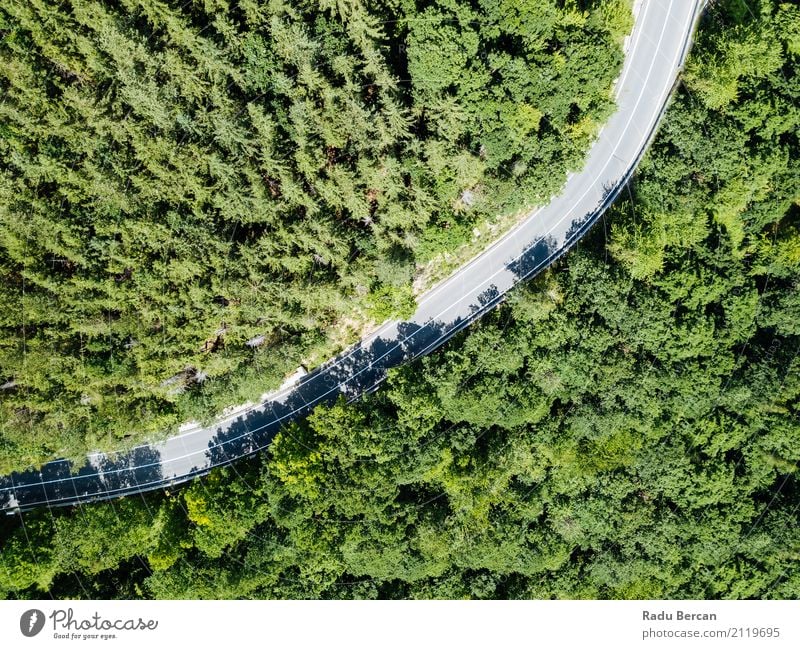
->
(0, 445, 163, 512)
(1, 179, 628, 513)
(203, 282, 511, 469)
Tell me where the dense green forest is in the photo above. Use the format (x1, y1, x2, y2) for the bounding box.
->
(1, 0, 798, 600)
(0, 0, 631, 472)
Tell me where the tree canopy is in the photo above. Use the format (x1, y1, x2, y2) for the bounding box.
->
(0, 0, 630, 471)
(1, 0, 797, 601)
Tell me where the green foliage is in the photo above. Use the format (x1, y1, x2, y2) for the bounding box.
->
(407, 9, 480, 98)
(364, 284, 417, 321)
(1, 0, 798, 602)
(0, 0, 629, 472)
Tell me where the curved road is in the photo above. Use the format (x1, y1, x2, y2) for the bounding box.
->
(1, 0, 705, 513)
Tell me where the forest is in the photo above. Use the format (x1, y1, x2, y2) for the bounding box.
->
(0, 0, 631, 472)
(0, 0, 797, 600)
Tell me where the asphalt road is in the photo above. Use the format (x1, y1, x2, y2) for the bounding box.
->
(0, 0, 706, 513)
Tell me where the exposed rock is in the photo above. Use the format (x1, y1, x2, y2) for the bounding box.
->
(160, 373, 183, 387)
(245, 334, 266, 348)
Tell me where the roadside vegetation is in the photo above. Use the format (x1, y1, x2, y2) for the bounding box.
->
(0, 0, 630, 471)
(1, 0, 797, 600)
